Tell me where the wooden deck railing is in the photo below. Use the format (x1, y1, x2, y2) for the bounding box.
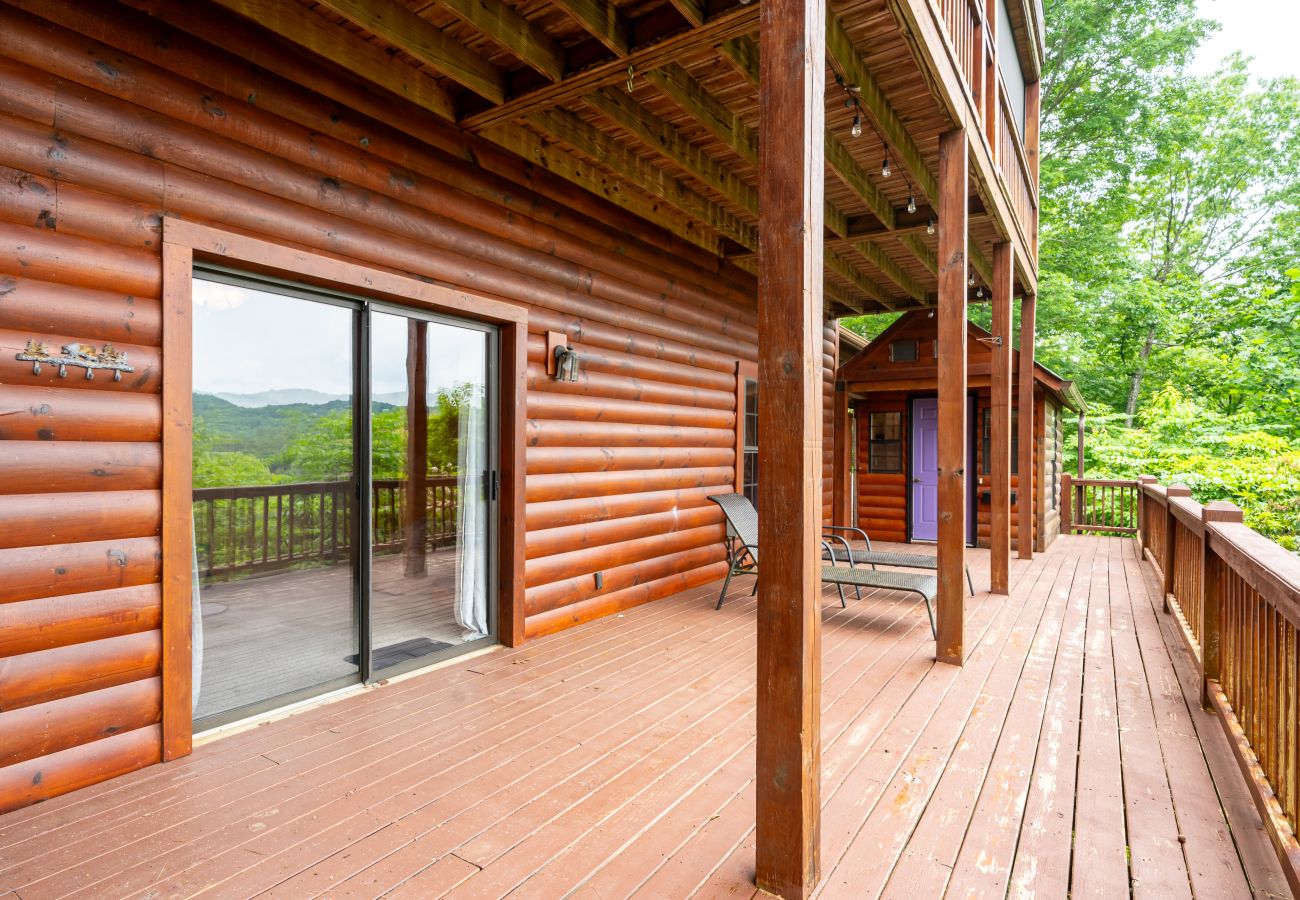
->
(1137, 475, 1300, 893)
(1060, 474, 1139, 535)
(193, 476, 459, 580)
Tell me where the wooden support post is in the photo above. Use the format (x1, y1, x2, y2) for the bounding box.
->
(1137, 474, 1158, 552)
(755, 0, 824, 891)
(935, 128, 968, 665)
(1200, 500, 1244, 708)
(1163, 483, 1192, 612)
(1016, 293, 1035, 559)
(1061, 472, 1073, 535)
(989, 241, 1012, 594)
(404, 319, 429, 576)
(833, 382, 852, 527)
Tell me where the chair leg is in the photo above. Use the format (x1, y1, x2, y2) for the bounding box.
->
(751, 575, 759, 596)
(836, 583, 847, 607)
(967, 566, 975, 596)
(716, 564, 735, 610)
(923, 596, 936, 638)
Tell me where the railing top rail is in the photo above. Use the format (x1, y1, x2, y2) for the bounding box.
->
(1170, 496, 1205, 535)
(1069, 477, 1139, 488)
(194, 475, 460, 499)
(1207, 521, 1300, 631)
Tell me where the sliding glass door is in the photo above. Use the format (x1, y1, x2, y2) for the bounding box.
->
(191, 271, 496, 729)
(368, 308, 493, 675)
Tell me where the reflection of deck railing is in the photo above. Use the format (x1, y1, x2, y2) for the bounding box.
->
(1137, 476, 1300, 889)
(194, 476, 459, 580)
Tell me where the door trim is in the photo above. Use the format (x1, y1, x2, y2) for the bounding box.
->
(162, 218, 528, 760)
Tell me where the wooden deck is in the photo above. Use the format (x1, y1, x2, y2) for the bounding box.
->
(0, 536, 1288, 899)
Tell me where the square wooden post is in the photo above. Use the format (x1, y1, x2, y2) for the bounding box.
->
(755, 0, 825, 891)
(1163, 483, 1192, 613)
(1137, 474, 1158, 553)
(936, 128, 968, 665)
(1200, 500, 1244, 708)
(1016, 293, 1035, 559)
(989, 241, 1013, 594)
(833, 381, 852, 527)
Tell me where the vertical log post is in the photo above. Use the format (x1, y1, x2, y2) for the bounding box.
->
(1200, 500, 1244, 708)
(989, 241, 1013, 594)
(936, 128, 968, 665)
(1016, 293, 1036, 559)
(833, 382, 852, 527)
(756, 0, 825, 891)
(404, 319, 429, 576)
(1163, 483, 1192, 612)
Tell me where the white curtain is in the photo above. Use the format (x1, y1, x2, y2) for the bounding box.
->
(454, 390, 488, 639)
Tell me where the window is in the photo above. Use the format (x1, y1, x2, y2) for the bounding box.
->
(889, 340, 918, 362)
(981, 407, 1019, 475)
(742, 377, 758, 504)
(868, 412, 903, 473)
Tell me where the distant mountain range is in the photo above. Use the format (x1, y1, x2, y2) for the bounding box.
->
(206, 389, 408, 407)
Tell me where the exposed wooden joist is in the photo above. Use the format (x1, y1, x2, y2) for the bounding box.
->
(459, 4, 759, 131)
(826, 249, 894, 309)
(755, 0, 825, 886)
(853, 240, 925, 303)
(584, 87, 759, 220)
(549, 0, 630, 55)
(899, 233, 937, 275)
(826, 9, 938, 204)
(427, 0, 566, 82)
(665, 0, 706, 26)
(525, 107, 757, 248)
(647, 61, 851, 237)
(206, 0, 457, 120)
(313, 0, 508, 103)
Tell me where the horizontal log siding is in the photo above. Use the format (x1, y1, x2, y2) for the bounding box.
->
(0, 0, 817, 808)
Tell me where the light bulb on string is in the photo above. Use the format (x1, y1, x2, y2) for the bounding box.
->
(907, 195, 917, 214)
(881, 156, 891, 178)
(851, 112, 862, 138)
(976, 285, 985, 299)
(968, 270, 976, 287)
(926, 217, 935, 235)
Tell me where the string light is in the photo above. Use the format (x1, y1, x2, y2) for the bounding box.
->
(851, 112, 862, 138)
(881, 156, 891, 178)
(968, 269, 976, 287)
(976, 285, 985, 299)
(907, 194, 917, 214)
(926, 217, 936, 235)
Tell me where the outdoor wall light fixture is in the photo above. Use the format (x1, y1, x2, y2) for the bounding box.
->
(553, 344, 581, 383)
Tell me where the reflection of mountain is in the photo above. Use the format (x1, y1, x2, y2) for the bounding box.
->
(195, 394, 395, 459)
(210, 389, 409, 407)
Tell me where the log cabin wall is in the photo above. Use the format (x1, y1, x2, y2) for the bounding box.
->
(0, 0, 841, 811)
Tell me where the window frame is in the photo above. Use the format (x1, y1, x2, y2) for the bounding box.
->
(867, 410, 904, 474)
(981, 406, 1019, 475)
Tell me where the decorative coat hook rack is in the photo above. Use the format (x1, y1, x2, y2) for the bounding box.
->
(16, 340, 135, 381)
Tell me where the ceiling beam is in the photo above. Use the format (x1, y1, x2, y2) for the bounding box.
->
(853, 240, 926, 303)
(459, 4, 759, 131)
(207, 0, 457, 120)
(549, 0, 631, 55)
(666, 0, 706, 26)
(427, 0, 566, 82)
(527, 106, 757, 248)
(647, 62, 849, 237)
(899, 233, 937, 275)
(826, 249, 897, 309)
(825, 9, 938, 204)
(313, 0, 508, 103)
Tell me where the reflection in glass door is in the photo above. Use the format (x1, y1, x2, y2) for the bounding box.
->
(191, 271, 498, 729)
(191, 277, 359, 725)
(368, 310, 493, 675)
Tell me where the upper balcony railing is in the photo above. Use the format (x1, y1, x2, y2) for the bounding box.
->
(933, 0, 1039, 260)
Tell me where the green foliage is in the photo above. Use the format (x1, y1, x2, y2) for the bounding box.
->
(1071, 389, 1300, 549)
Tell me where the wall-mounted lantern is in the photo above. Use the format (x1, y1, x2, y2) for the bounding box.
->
(546, 330, 581, 383)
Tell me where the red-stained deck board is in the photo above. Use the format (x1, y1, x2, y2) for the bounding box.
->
(0, 538, 1286, 900)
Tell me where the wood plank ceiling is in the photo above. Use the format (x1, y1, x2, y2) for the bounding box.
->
(208, 0, 1021, 316)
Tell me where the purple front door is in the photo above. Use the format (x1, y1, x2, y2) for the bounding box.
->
(911, 398, 940, 541)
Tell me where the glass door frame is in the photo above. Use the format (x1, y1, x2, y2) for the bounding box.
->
(190, 264, 501, 726)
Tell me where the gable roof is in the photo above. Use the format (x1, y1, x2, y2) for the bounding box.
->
(838, 311, 1086, 413)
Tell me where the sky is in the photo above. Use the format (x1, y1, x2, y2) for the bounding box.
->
(1192, 0, 1300, 79)
(192, 278, 487, 402)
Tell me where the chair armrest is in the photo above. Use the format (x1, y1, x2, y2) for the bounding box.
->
(821, 533, 854, 566)
(824, 523, 872, 550)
